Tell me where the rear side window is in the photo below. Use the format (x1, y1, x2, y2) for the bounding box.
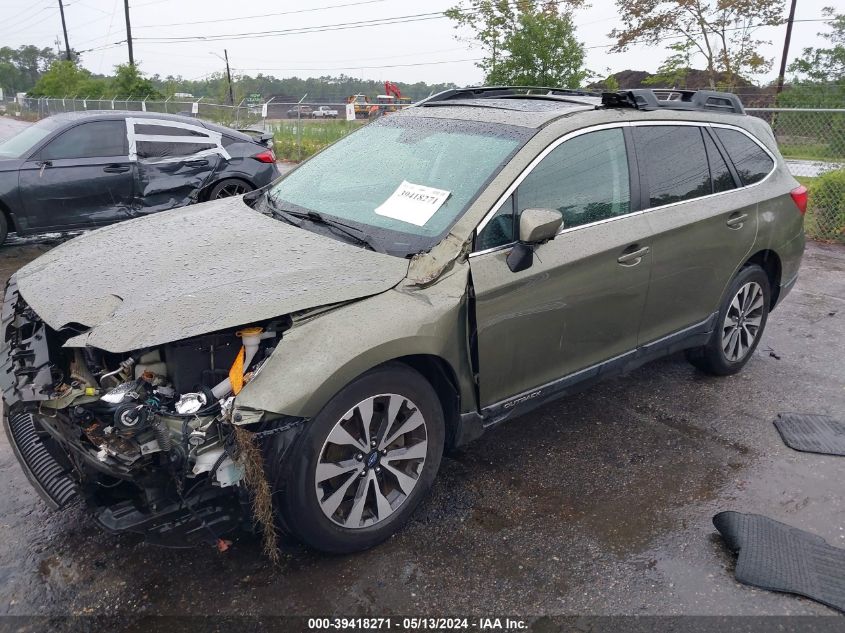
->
(40, 121, 126, 160)
(703, 130, 736, 193)
(634, 126, 711, 207)
(136, 141, 216, 159)
(134, 124, 208, 137)
(713, 128, 774, 186)
(517, 128, 631, 229)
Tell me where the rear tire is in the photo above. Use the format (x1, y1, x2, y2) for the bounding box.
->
(686, 264, 770, 376)
(269, 363, 444, 553)
(208, 178, 253, 200)
(0, 214, 7, 246)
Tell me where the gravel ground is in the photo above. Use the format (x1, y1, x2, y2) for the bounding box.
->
(0, 238, 842, 621)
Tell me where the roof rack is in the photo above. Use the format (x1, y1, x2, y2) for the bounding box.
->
(418, 85, 602, 106)
(601, 89, 745, 114)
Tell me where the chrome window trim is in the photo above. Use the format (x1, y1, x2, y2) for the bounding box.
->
(469, 119, 778, 258)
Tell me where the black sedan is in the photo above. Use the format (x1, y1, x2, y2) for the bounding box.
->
(0, 111, 280, 244)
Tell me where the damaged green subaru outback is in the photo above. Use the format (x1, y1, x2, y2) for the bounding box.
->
(1, 88, 805, 553)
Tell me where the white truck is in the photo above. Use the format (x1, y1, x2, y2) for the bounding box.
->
(311, 105, 339, 119)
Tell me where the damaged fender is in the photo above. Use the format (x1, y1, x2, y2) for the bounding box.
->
(234, 261, 477, 420)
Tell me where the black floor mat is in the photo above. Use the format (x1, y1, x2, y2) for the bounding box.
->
(774, 413, 845, 456)
(713, 511, 845, 613)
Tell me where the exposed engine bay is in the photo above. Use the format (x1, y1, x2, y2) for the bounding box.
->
(1, 277, 297, 545)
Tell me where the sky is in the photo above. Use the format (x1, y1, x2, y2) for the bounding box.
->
(0, 0, 835, 87)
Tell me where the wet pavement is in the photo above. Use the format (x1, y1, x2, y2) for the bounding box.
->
(0, 237, 843, 618)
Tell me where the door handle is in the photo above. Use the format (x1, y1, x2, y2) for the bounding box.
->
(103, 164, 130, 173)
(617, 245, 650, 266)
(185, 159, 209, 167)
(726, 213, 748, 229)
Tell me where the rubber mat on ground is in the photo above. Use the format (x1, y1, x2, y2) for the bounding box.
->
(713, 511, 845, 613)
(773, 413, 845, 456)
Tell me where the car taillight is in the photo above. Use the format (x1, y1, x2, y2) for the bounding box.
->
(790, 185, 808, 215)
(252, 150, 276, 163)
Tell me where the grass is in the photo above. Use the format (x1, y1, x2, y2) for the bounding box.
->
(778, 142, 845, 163)
(270, 119, 364, 161)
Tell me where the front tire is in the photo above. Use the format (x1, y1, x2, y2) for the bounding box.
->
(270, 363, 445, 553)
(686, 264, 770, 375)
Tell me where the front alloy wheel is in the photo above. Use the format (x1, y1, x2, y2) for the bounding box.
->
(271, 363, 444, 553)
(315, 394, 428, 529)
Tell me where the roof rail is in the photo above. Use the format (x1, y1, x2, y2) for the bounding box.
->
(418, 85, 602, 106)
(601, 89, 745, 114)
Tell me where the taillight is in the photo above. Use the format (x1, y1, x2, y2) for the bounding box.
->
(252, 150, 276, 163)
(790, 185, 808, 215)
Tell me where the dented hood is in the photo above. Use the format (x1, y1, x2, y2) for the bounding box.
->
(15, 197, 410, 352)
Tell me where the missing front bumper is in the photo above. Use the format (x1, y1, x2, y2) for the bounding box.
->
(3, 409, 78, 509)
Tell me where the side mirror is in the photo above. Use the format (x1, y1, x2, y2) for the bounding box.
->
(506, 208, 563, 273)
(518, 208, 563, 243)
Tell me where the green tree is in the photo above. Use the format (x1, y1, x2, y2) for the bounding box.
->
(603, 72, 620, 91)
(0, 45, 56, 95)
(643, 41, 695, 88)
(789, 7, 844, 82)
(445, 0, 587, 86)
(489, 9, 587, 86)
(609, 0, 784, 89)
(110, 63, 162, 99)
(28, 60, 91, 97)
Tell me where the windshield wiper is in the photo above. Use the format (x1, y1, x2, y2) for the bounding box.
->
(260, 194, 377, 251)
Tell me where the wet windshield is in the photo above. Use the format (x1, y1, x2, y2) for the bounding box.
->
(266, 116, 530, 256)
(0, 118, 61, 158)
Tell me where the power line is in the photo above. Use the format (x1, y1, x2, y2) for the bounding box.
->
(132, 0, 397, 30)
(234, 58, 482, 72)
(127, 1, 530, 44)
(133, 12, 455, 43)
(0, 1, 55, 37)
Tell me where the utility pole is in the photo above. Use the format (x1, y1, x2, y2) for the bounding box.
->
(57, 0, 71, 61)
(123, 0, 134, 66)
(776, 0, 798, 95)
(224, 49, 234, 106)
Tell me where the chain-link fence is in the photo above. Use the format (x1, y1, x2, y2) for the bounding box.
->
(11, 96, 266, 129)
(5, 95, 405, 162)
(748, 108, 845, 243)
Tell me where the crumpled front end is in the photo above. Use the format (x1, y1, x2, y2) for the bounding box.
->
(0, 275, 299, 546)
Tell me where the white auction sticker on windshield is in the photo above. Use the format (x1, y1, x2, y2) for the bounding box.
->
(374, 181, 451, 226)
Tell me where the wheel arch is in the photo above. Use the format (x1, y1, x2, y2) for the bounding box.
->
(0, 198, 19, 233)
(744, 249, 782, 309)
(390, 354, 462, 450)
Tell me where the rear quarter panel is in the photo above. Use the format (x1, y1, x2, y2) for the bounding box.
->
(742, 117, 805, 294)
(215, 140, 280, 189)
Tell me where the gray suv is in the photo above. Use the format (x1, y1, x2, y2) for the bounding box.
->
(1, 87, 805, 554)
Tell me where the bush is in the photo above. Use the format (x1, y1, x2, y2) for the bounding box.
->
(807, 169, 845, 242)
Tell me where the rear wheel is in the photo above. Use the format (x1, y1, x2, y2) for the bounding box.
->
(209, 178, 253, 200)
(0, 213, 7, 246)
(269, 363, 444, 553)
(686, 264, 770, 375)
